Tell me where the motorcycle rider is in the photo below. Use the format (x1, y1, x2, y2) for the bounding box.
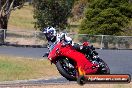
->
(43, 27, 74, 56)
(43, 26, 96, 58)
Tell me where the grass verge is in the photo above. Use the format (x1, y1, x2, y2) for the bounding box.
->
(0, 55, 59, 81)
(30, 82, 132, 88)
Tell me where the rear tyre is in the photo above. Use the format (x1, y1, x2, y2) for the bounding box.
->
(97, 59, 110, 74)
(56, 58, 77, 81)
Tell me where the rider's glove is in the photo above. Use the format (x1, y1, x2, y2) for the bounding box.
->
(43, 52, 49, 57)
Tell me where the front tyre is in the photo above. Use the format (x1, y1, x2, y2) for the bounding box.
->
(77, 76, 86, 85)
(56, 58, 77, 81)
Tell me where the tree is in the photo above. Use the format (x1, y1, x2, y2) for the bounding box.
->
(71, 0, 88, 21)
(79, 0, 132, 35)
(33, 0, 74, 31)
(0, 0, 25, 44)
(0, 0, 25, 29)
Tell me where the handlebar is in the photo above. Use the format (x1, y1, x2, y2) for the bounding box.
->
(61, 40, 71, 47)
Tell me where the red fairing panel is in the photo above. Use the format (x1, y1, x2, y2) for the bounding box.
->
(48, 42, 98, 75)
(48, 42, 62, 60)
(59, 45, 98, 74)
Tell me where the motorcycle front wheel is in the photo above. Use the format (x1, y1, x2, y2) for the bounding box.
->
(56, 57, 78, 81)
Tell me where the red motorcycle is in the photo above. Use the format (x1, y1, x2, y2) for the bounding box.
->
(47, 39, 110, 81)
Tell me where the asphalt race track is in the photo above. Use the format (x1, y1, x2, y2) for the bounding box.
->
(0, 47, 132, 85)
(0, 47, 48, 58)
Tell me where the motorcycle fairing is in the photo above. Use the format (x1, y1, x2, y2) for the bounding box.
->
(60, 45, 98, 75)
(48, 42, 98, 75)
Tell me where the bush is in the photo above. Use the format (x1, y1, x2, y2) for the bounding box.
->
(79, 0, 132, 35)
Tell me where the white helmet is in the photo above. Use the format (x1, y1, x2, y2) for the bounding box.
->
(43, 27, 57, 42)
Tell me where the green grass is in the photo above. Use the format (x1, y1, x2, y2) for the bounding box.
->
(8, 4, 35, 30)
(0, 55, 59, 81)
(8, 3, 81, 32)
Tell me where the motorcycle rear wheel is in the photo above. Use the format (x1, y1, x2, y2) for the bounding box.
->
(97, 58, 110, 74)
(56, 58, 77, 81)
